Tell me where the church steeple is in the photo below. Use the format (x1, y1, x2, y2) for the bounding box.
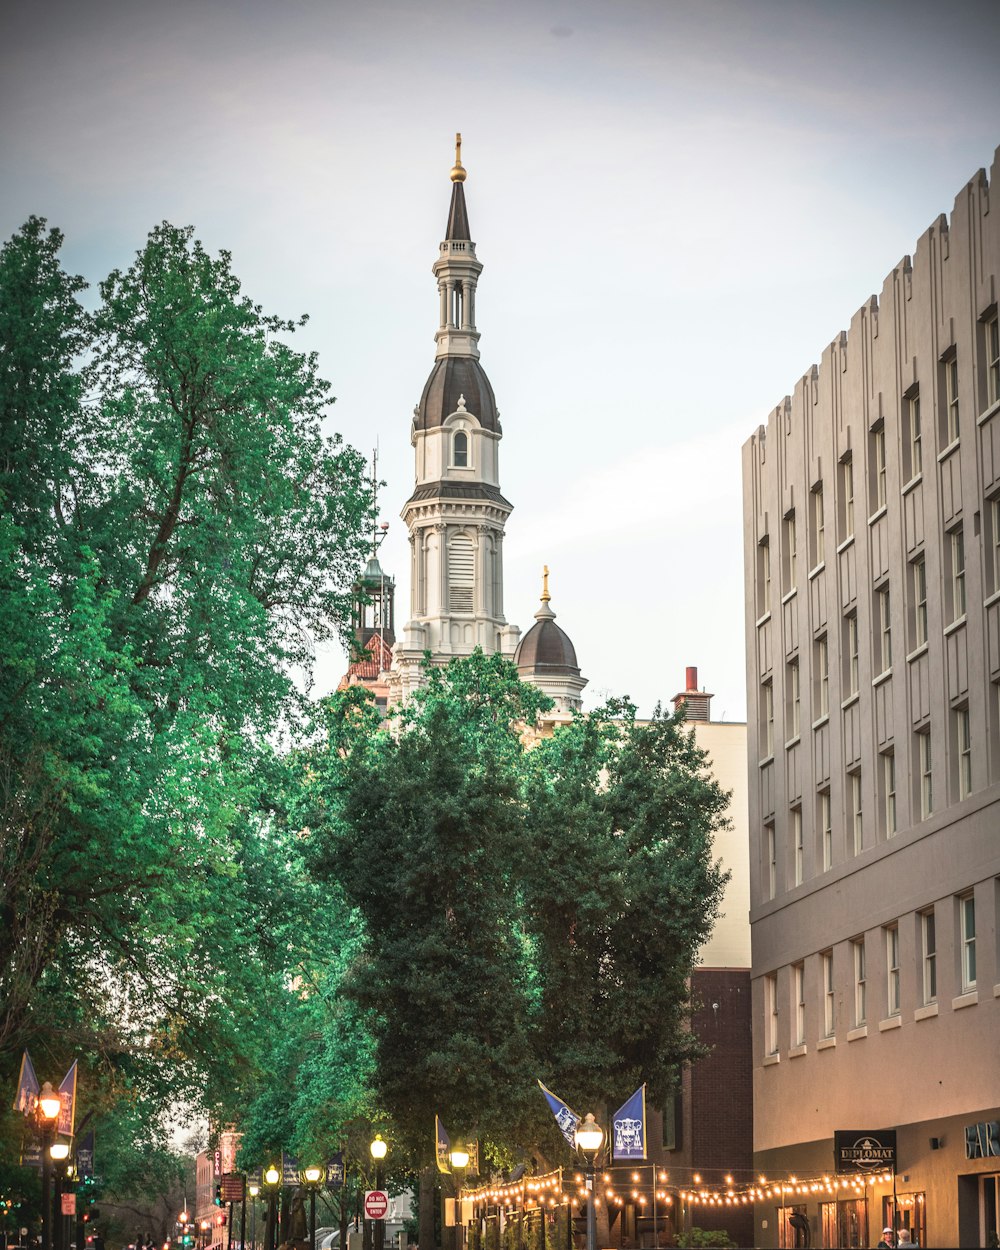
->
(390, 137, 520, 701)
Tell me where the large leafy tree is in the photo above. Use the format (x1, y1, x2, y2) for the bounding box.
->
(0, 218, 371, 1187)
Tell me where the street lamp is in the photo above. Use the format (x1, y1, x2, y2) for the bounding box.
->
(574, 1115, 604, 1250)
(38, 1083, 62, 1250)
(263, 1167, 281, 1250)
(50, 1144, 70, 1250)
(449, 1148, 469, 1250)
(370, 1136, 388, 1250)
(303, 1168, 322, 1250)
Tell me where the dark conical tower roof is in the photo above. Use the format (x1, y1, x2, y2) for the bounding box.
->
(446, 132, 471, 240)
(514, 575, 581, 679)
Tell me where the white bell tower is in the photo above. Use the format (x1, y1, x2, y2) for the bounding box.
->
(391, 136, 520, 699)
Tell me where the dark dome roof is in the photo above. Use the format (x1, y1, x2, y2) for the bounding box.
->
(514, 614, 580, 677)
(414, 357, 499, 433)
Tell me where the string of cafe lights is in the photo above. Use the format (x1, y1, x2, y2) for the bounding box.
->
(464, 1166, 897, 1211)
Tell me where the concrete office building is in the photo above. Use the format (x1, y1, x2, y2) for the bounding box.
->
(742, 150, 1000, 1248)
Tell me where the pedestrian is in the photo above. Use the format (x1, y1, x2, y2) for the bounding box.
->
(877, 1228, 895, 1249)
(897, 1231, 913, 1246)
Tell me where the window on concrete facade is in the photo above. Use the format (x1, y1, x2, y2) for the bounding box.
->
(850, 770, 863, 855)
(844, 612, 860, 696)
(988, 498, 1000, 597)
(870, 422, 887, 512)
(885, 923, 901, 1017)
(822, 950, 835, 1037)
(765, 822, 776, 901)
(959, 893, 976, 991)
(757, 536, 771, 616)
(943, 352, 960, 446)
(452, 429, 469, 467)
(947, 525, 966, 621)
(910, 555, 928, 648)
(819, 789, 832, 871)
(783, 510, 798, 593)
(839, 454, 855, 542)
(955, 706, 972, 800)
(921, 909, 937, 1005)
(881, 750, 897, 836)
(904, 386, 922, 480)
(793, 962, 806, 1046)
(815, 634, 829, 718)
(853, 938, 867, 1026)
(787, 659, 800, 740)
(761, 680, 774, 759)
(917, 729, 933, 819)
(985, 310, 1000, 408)
(792, 807, 803, 886)
(875, 585, 892, 673)
(811, 484, 825, 569)
(765, 972, 779, 1055)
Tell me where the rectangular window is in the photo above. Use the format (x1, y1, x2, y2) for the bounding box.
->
(944, 353, 960, 445)
(883, 751, 897, 836)
(822, 950, 835, 1037)
(758, 538, 771, 615)
(871, 423, 887, 511)
(845, 612, 860, 695)
(986, 311, 1000, 408)
(850, 771, 863, 855)
(904, 387, 922, 479)
(957, 707, 972, 799)
(918, 730, 933, 819)
(819, 790, 832, 871)
(990, 499, 1000, 596)
(853, 938, 867, 1026)
(766, 822, 776, 901)
(788, 659, 801, 739)
(811, 485, 825, 568)
(762, 680, 774, 759)
(960, 893, 976, 990)
(886, 923, 900, 1016)
(840, 455, 855, 541)
(765, 972, 779, 1055)
(921, 910, 937, 1005)
(793, 807, 804, 886)
(949, 527, 966, 620)
(815, 634, 829, 718)
(793, 962, 806, 1045)
(876, 586, 892, 673)
(911, 555, 928, 647)
(784, 511, 798, 592)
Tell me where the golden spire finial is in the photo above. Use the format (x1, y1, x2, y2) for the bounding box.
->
(450, 132, 466, 183)
(541, 565, 550, 602)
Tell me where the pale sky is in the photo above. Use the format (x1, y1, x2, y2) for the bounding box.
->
(3, 0, 999, 721)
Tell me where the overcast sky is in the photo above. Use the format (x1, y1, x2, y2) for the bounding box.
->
(3, 0, 999, 721)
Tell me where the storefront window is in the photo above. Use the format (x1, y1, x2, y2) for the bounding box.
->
(883, 1192, 926, 1247)
(778, 1204, 807, 1248)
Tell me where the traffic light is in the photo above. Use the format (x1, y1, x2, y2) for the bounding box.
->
(214, 1186, 222, 1207)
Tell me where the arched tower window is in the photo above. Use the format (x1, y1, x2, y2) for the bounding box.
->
(451, 283, 464, 328)
(448, 532, 475, 613)
(453, 429, 468, 467)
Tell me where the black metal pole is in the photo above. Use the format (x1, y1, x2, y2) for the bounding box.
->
(41, 1132, 53, 1250)
(584, 1162, 595, 1250)
(374, 1169, 384, 1250)
(52, 1169, 63, 1250)
(240, 1197, 247, 1250)
(309, 1190, 316, 1250)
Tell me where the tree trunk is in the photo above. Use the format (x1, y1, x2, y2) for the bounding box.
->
(418, 1168, 437, 1250)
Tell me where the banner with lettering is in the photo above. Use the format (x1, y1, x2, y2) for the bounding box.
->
(326, 1153, 345, 1189)
(12, 1051, 40, 1115)
(834, 1130, 897, 1173)
(612, 1085, 647, 1161)
(435, 1117, 451, 1173)
(57, 1061, 77, 1137)
(536, 1080, 580, 1148)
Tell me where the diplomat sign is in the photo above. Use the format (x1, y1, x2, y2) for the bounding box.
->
(834, 1130, 897, 1174)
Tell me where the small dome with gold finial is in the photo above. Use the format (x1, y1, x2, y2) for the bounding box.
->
(450, 131, 466, 182)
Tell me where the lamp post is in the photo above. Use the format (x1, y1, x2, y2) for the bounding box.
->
(38, 1083, 62, 1250)
(248, 1186, 259, 1250)
(448, 1148, 469, 1250)
(263, 1168, 281, 1250)
(574, 1116, 604, 1250)
(303, 1169, 322, 1250)
(369, 1136, 388, 1250)
(50, 1144, 70, 1250)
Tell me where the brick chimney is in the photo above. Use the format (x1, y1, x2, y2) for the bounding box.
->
(672, 666, 713, 722)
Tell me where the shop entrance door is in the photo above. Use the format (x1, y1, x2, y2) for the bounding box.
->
(982, 1174, 1000, 1247)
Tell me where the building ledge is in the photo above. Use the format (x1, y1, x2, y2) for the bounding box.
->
(906, 642, 929, 664)
(868, 505, 888, 526)
(836, 534, 855, 555)
(952, 990, 978, 1010)
(781, 588, 797, 606)
(789, 1044, 807, 1059)
(995, 984, 1000, 999)
(937, 438, 960, 462)
(879, 1015, 902, 1032)
(784, 734, 801, 750)
(847, 1026, 868, 1042)
(756, 610, 772, 627)
(977, 397, 1000, 427)
(872, 667, 893, 688)
(763, 1053, 780, 1067)
(841, 691, 860, 710)
(944, 615, 967, 638)
(808, 561, 826, 581)
(986, 589, 1000, 610)
(914, 1003, 938, 1022)
(901, 471, 923, 497)
(812, 713, 830, 730)
(817, 1036, 836, 1051)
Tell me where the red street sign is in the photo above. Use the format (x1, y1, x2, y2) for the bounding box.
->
(364, 1191, 388, 1220)
(61, 1195, 77, 1216)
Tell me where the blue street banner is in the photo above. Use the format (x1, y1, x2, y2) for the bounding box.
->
(282, 1153, 301, 1186)
(326, 1153, 345, 1190)
(611, 1085, 647, 1161)
(12, 1051, 40, 1114)
(76, 1131, 95, 1178)
(537, 1080, 580, 1148)
(58, 1061, 78, 1137)
(435, 1117, 451, 1173)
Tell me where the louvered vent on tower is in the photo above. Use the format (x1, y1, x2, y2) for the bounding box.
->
(448, 533, 475, 612)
